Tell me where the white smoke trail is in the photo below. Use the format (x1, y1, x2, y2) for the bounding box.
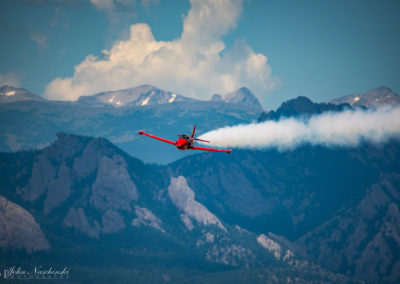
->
(198, 107, 400, 149)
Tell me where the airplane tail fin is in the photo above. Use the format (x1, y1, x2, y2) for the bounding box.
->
(191, 124, 196, 138)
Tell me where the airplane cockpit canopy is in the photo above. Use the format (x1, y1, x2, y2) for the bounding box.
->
(181, 134, 189, 140)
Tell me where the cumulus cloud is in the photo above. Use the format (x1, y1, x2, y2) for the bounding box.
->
(44, 0, 277, 101)
(198, 107, 400, 149)
(0, 73, 21, 87)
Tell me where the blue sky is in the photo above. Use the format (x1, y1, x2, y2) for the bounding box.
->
(1, 0, 399, 109)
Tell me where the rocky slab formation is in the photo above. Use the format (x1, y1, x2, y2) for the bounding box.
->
(168, 176, 226, 231)
(0, 195, 50, 252)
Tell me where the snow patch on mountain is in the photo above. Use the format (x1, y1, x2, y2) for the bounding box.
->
(169, 93, 176, 103)
(168, 176, 226, 231)
(141, 96, 151, 106)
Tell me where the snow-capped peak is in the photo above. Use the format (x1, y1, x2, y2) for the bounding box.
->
(0, 85, 44, 103)
(78, 85, 193, 107)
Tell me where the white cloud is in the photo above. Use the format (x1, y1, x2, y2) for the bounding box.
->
(45, 0, 278, 101)
(198, 107, 400, 149)
(0, 73, 21, 87)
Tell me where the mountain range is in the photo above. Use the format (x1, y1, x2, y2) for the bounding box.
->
(1, 84, 399, 164)
(0, 84, 262, 164)
(1, 84, 400, 282)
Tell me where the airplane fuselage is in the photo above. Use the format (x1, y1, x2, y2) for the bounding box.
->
(176, 137, 194, 150)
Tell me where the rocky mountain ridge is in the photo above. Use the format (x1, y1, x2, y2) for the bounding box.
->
(77, 84, 195, 107)
(258, 96, 351, 122)
(329, 86, 400, 108)
(0, 133, 303, 271)
(1, 132, 399, 282)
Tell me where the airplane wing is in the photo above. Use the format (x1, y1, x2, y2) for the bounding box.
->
(192, 146, 232, 154)
(139, 131, 176, 145)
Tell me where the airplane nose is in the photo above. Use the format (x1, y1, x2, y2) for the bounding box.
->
(176, 139, 186, 147)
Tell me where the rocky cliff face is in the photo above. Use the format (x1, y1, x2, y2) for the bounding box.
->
(4, 133, 148, 240)
(0, 195, 50, 252)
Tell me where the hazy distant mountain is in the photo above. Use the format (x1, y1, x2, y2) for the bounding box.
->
(258, 96, 350, 122)
(0, 85, 263, 163)
(212, 87, 263, 110)
(329, 86, 400, 108)
(78, 84, 195, 107)
(0, 85, 44, 103)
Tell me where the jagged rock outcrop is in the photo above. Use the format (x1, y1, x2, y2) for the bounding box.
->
(90, 155, 138, 211)
(18, 155, 56, 202)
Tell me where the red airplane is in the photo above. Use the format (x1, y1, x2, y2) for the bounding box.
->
(138, 125, 232, 154)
